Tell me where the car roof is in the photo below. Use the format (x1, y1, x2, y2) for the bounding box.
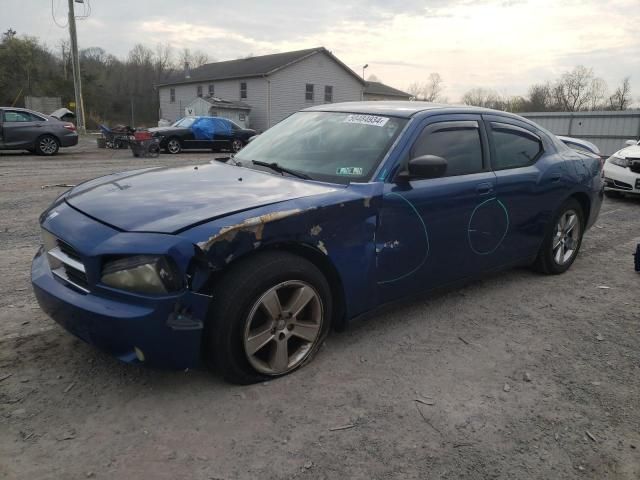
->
(303, 101, 536, 124)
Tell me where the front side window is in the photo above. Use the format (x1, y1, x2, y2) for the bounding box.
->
(324, 85, 333, 103)
(306, 84, 314, 101)
(235, 111, 407, 184)
(240, 82, 247, 99)
(3, 110, 33, 122)
(490, 122, 542, 170)
(169, 88, 175, 103)
(411, 121, 484, 177)
(196, 85, 203, 97)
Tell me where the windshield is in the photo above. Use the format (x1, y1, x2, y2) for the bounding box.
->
(172, 117, 197, 128)
(235, 111, 407, 184)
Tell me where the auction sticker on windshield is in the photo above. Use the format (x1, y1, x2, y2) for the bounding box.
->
(343, 114, 389, 127)
(336, 167, 364, 176)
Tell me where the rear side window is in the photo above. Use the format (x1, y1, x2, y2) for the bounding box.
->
(3, 110, 33, 122)
(411, 121, 484, 177)
(490, 122, 542, 170)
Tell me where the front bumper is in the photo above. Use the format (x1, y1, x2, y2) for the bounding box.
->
(31, 202, 209, 369)
(603, 163, 640, 194)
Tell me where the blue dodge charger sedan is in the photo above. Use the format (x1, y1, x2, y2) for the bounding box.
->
(32, 102, 603, 384)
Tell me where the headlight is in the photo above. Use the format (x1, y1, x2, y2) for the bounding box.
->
(101, 255, 182, 295)
(608, 153, 629, 168)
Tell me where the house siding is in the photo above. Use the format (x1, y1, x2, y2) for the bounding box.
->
(268, 51, 363, 127)
(157, 50, 363, 131)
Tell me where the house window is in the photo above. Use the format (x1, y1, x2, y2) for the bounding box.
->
(239, 113, 246, 121)
(324, 85, 333, 103)
(208, 84, 214, 96)
(197, 85, 203, 97)
(305, 84, 314, 101)
(169, 88, 175, 103)
(240, 82, 247, 99)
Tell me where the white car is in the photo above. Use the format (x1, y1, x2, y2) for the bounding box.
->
(603, 139, 640, 197)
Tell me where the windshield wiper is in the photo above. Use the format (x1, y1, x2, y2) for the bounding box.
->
(251, 160, 311, 180)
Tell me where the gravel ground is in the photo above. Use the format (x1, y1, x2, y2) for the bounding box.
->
(1, 139, 639, 479)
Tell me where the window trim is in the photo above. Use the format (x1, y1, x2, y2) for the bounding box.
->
(305, 83, 314, 101)
(240, 82, 247, 99)
(487, 121, 544, 171)
(324, 85, 333, 103)
(406, 119, 488, 178)
(169, 88, 175, 103)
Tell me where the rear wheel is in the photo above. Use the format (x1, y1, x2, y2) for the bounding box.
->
(532, 198, 584, 274)
(165, 137, 182, 154)
(35, 135, 59, 156)
(206, 251, 332, 384)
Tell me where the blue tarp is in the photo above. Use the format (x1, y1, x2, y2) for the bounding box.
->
(192, 117, 232, 140)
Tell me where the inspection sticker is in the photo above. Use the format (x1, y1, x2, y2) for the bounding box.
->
(336, 167, 364, 176)
(343, 114, 389, 127)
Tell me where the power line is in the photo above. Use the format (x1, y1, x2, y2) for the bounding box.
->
(51, 0, 68, 28)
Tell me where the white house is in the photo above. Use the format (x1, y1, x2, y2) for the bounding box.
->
(157, 47, 370, 131)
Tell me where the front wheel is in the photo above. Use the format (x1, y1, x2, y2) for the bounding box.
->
(206, 251, 332, 384)
(231, 139, 244, 153)
(164, 137, 182, 154)
(35, 135, 60, 156)
(532, 198, 584, 274)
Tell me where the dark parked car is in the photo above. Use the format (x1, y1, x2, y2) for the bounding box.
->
(0, 107, 78, 155)
(32, 102, 603, 384)
(149, 116, 256, 154)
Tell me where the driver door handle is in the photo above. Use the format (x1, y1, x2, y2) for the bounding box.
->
(476, 182, 494, 195)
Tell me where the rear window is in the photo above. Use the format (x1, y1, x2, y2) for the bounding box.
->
(490, 123, 542, 169)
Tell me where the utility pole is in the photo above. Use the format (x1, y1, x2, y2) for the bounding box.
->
(68, 0, 86, 133)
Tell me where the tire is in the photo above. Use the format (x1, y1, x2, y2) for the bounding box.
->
(35, 135, 60, 156)
(231, 139, 244, 153)
(165, 137, 182, 154)
(206, 251, 333, 384)
(532, 198, 584, 275)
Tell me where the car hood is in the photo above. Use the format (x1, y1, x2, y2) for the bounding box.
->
(65, 163, 337, 233)
(617, 144, 640, 158)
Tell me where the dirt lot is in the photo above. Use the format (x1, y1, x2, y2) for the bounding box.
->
(1, 138, 639, 479)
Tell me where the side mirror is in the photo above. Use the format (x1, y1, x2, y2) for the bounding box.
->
(625, 140, 637, 147)
(406, 155, 448, 179)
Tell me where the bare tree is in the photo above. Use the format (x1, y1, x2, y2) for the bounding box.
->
(179, 48, 209, 69)
(552, 65, 595, 111)
(608, 77, 632, 110)
(588, 77, 608, 110)
(461, 88, 503, 109)
(526, 83, 552, 111)
(408, 73, 444, 102)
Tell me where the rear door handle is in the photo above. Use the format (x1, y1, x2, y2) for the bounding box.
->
(476, 182, 494, 195)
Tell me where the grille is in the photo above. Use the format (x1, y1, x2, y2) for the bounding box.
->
(629, 159, 640, 174)
(636, 178, 640, 190)
(604, 177, 633, 191)
(42, 229, 90, 293)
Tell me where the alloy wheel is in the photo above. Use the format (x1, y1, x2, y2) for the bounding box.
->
(243, 280, 323, 375)
(552, 209, 581, 265)
(167, 139, 181, 154)
(232, 139, 244, 153)
(39, 137, 58, 155)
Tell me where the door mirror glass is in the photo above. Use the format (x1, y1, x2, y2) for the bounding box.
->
(407, 155, 447, 179)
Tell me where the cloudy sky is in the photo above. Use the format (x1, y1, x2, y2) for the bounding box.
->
(5, 0, 640, 102)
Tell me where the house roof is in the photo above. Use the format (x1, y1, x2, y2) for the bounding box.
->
(364, 81, 411, 99)
(192, 96, 251, 111)
(157, 47, 364, 87)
